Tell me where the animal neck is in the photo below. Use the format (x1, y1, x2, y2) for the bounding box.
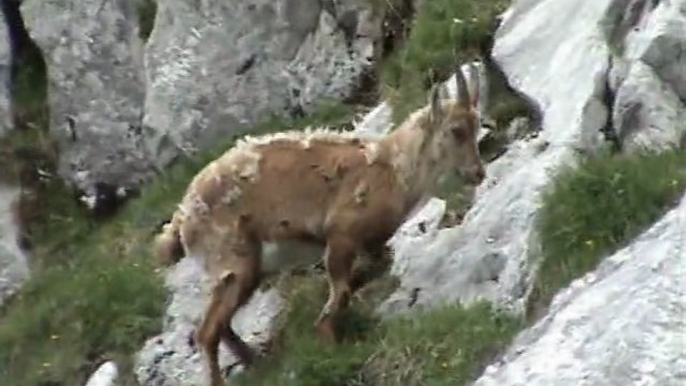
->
(379, 107, 446, 211)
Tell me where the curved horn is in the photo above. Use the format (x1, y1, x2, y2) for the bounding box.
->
(455, 64, 471, 106)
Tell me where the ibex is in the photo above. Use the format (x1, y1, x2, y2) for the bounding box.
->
(153, 63, 485, 386)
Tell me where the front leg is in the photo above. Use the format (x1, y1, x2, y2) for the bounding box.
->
(314, 235, 356, 342)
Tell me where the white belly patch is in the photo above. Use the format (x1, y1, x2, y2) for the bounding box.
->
(260, 240, 326, 275)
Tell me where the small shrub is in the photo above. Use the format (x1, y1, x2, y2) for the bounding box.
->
(530, 146, 686, 317)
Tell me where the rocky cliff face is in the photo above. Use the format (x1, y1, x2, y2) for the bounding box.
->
(16, 0, 382, 207)
(472, 191, 686, 386)
(143, 0, 381, 170)
(133, 1, 686, 384)
(608, 0, 686, 152)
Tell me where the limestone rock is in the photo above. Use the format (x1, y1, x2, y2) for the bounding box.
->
(0, 7, 11, 136)
(20, 0, 150, 204)
(473, 192, 686, 386)
(505, 116, 535, 143)
(84, 361, 118, 386)
(142, 0, 381, 169)
(134, 256, 284, 386)
(0, 184, 29, 308)
(610, 0, 686, 152)
(613, 60, 686, 152)
(378, 0, 613, 316)
(352, 101, 393, 138)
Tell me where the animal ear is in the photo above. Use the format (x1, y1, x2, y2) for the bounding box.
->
(468, 62, 481, 108)
(455, 64, 471, 107)
(428, 84, 444, 124)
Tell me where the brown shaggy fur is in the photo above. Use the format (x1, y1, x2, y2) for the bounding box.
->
(153, 64, 485, 386)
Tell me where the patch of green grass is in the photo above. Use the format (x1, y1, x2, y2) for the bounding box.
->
(0, 182, 168, 386)
(136, 0, 157, 42)
(0, 101, 361, 386)
(0, 252, 165, 386)
(380, 0, 510, 124)
(363, 302, 521, 386)
(234, 276, 521, 386)
(529, 146, 686, 318)
(233, 273, 386, 386)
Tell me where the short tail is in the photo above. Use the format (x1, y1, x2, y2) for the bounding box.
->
(153, 210, 185, 266)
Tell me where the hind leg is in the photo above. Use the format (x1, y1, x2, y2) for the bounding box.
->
(315, 235, 356, 342)
(217, 267, 261, 369)
(196, 273, 233, 386)
(197, 269, 260, 386)
(196, 242, 261, 386)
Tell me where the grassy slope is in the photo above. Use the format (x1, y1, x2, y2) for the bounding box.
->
(528, 145, 686, 318)
(2, 1, 686, 386)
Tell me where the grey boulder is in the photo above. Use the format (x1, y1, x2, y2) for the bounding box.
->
(473, 192, 686, 386)
(20, 0, 151, 203)
(142, 0, 381, 169)
(610, 0, 686, 152)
